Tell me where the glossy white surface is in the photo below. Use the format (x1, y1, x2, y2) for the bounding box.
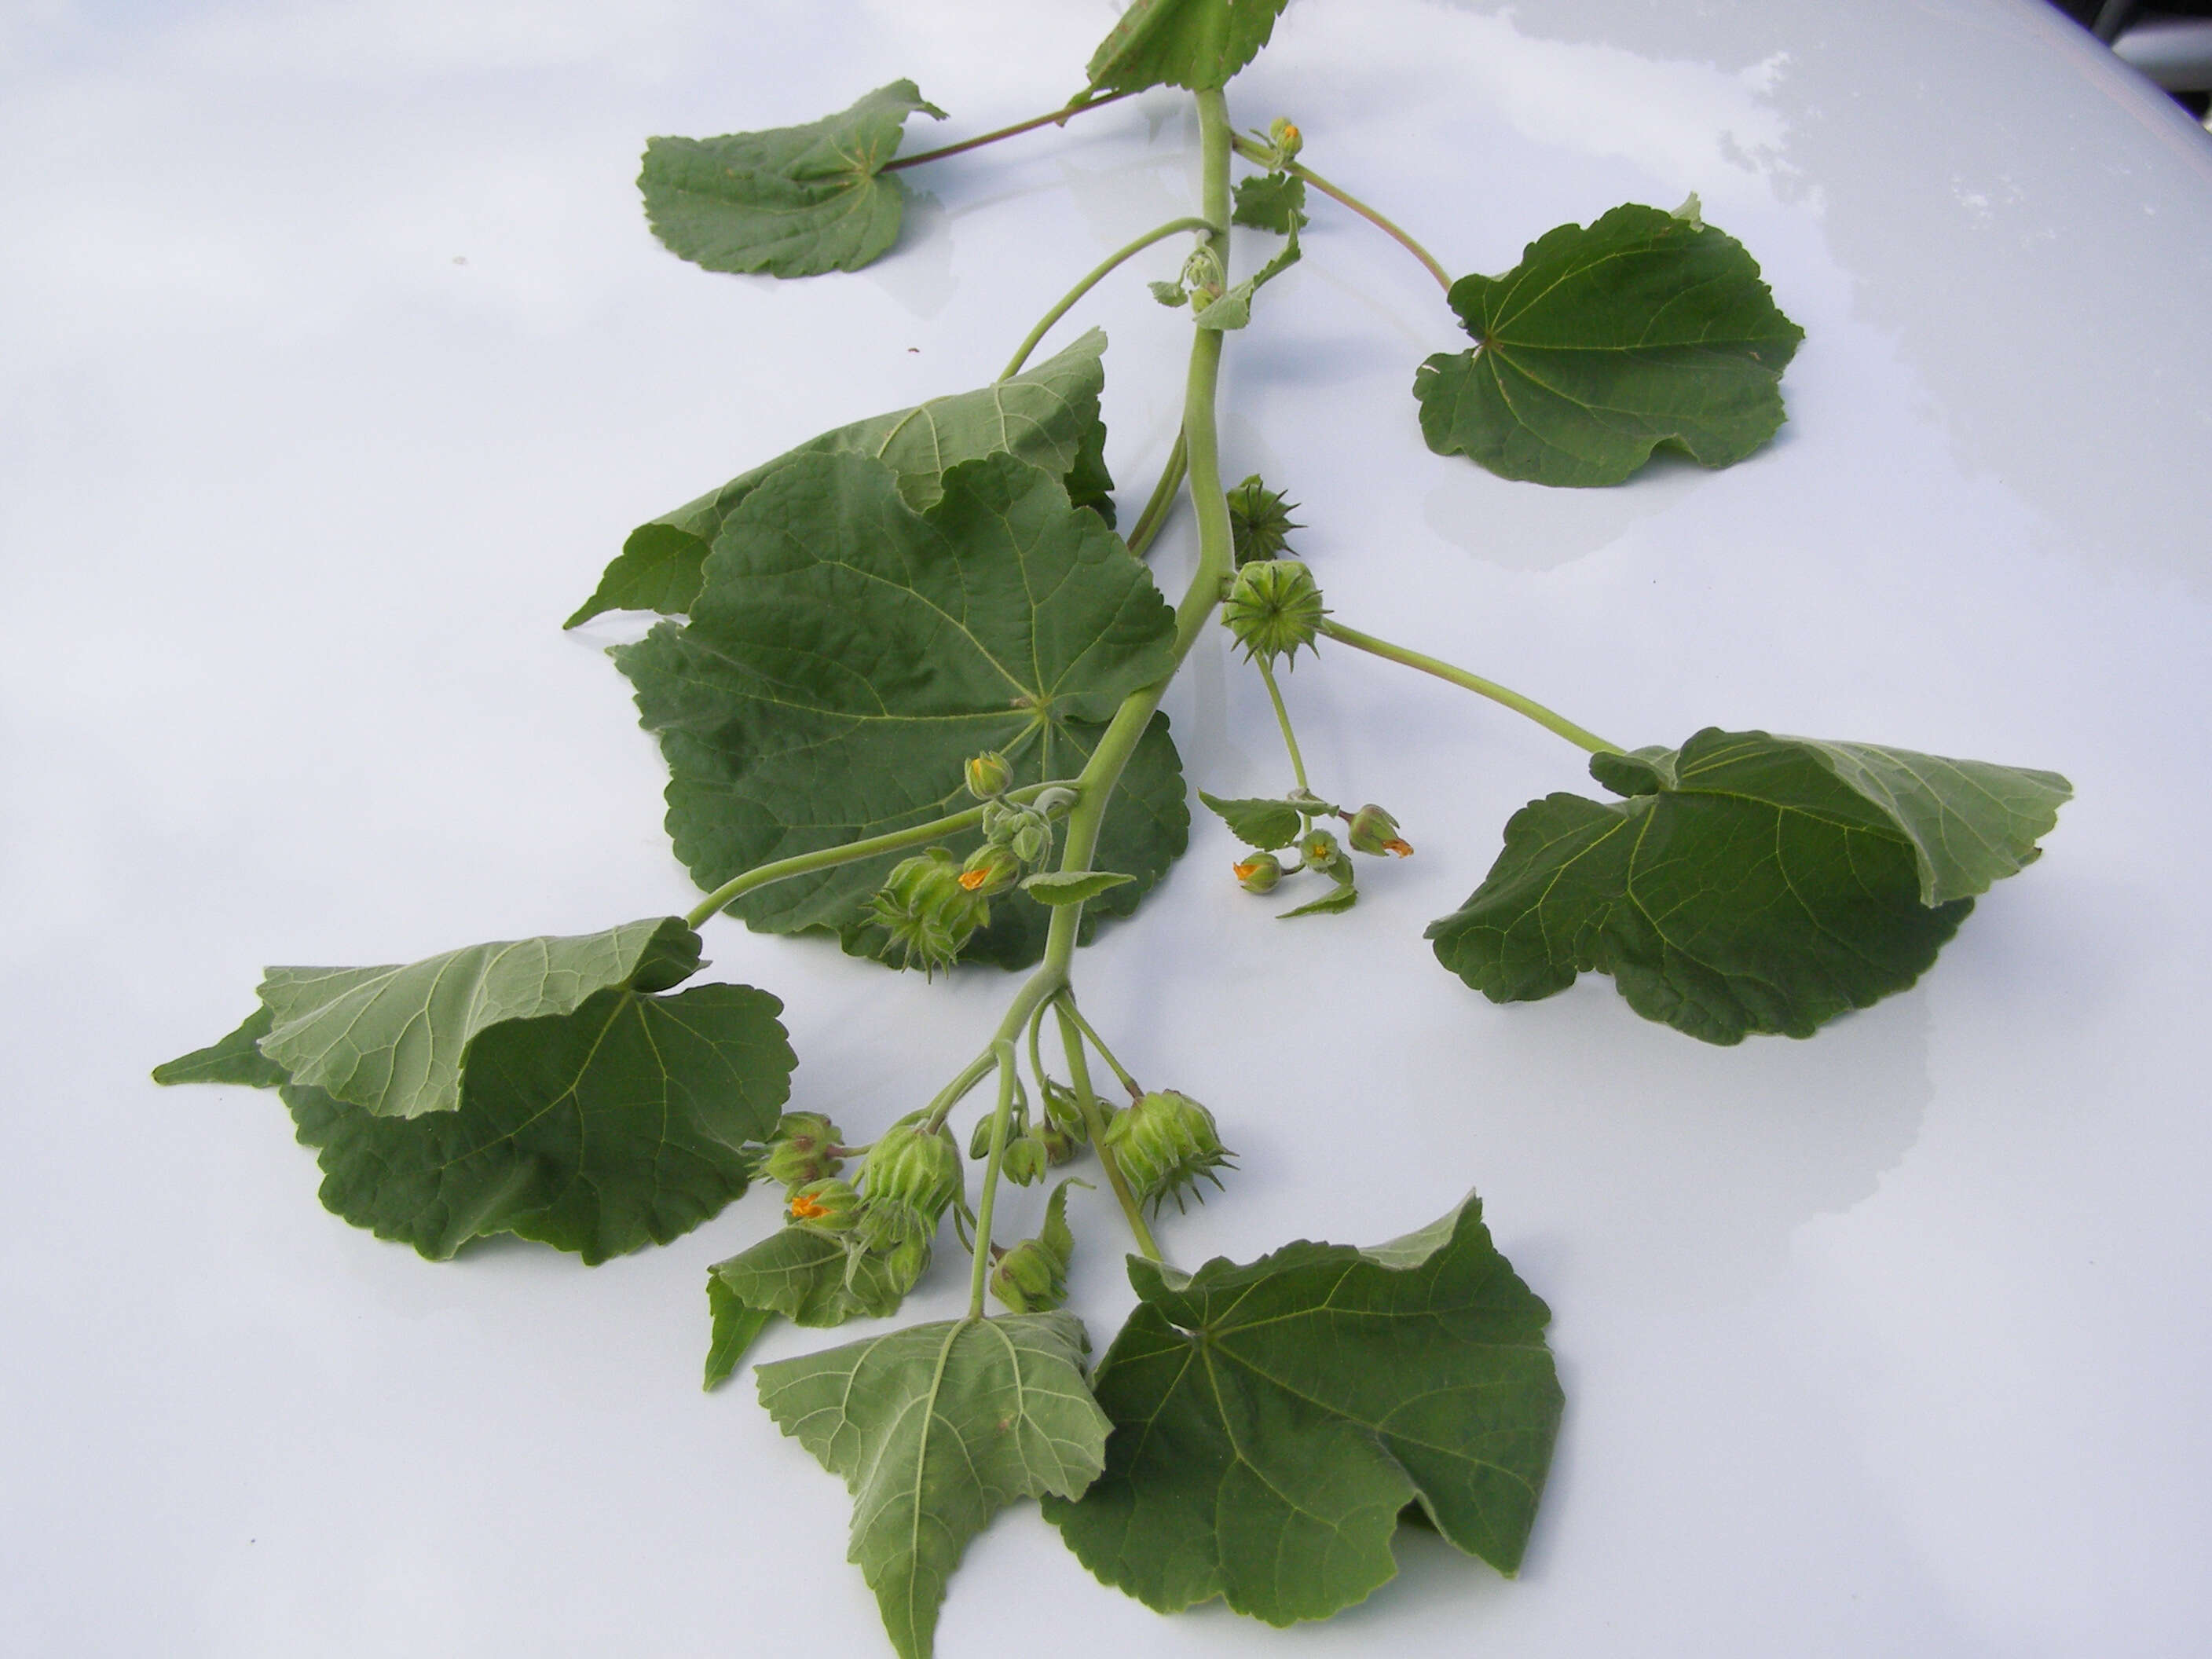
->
(5, 2, 2210, 1654)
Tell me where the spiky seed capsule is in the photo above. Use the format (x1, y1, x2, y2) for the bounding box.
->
(1101, 1090, 1235, 1214)
(959, 843, 1023, 899)
(786, 1177, 860, 1232)
(1232, 851, 1284, 893)
(1346, 802, 1413, 857)
(1221, 558, 1326, 668)
(990, 1239, 1069, 1313)
(756, 1111, 845, 1187)
(869, 848, 985, 974)
(965, 750, 1014, 800)
(1225, 474, 1304, 566)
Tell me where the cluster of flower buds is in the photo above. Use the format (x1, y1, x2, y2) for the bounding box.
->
(1101, 1089, 1234, 1214)
(1150, 244, 1229, 311)
(750, 1109, 968, 1300)
(968, 1074, 1085, 1188)
(753, 1111, 845, 1187)
(1221, 558, 1327, 668)
(1225, 474, 1304, 567)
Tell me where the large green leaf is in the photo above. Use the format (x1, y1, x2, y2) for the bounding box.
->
(1413, 202, 1804, 486)
(1044, 1195, 1561, 1624)
(1426, 728, 2071, 1044)
(616, 451, 1188, 970)
(1086, 0, 1291, 93)
(639, 81, 945, 279)
(701, 1225, 914, 1387)
(566, 331, 1117, 628)
(757, 1313, 1111, 1659)
(251, 916, 700, 1120)
(280, 980, 790, 1262)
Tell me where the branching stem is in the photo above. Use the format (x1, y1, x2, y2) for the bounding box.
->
(882, 86, 1137, 174)
(1231, 136, 1451, 291)
(1001, 217, 1220, 379)
(1053, 993, 1142, 1101)
(1057, 1004, 1162, 1261)
(1319, 617, 1622, 755)
(967, 1042, 1021, 1317)
(1124, 426, 1188, 558)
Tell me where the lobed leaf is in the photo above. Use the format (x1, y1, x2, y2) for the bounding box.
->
(1086, 0, 1291, 94)
(1427, 728, 2071, 1043)
(639, 81, 945, 280)
(1414, 203, 1804, 486)
(617, 450, 1188, 971)
(1231, 170, 1307, 234)
(1044, 1194, 1562, 1624)
(757, 1313, 1111, 1659)
(566, 331, 1116, 627)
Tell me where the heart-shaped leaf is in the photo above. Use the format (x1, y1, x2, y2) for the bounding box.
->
(1426, 728, 2071, 1043)
(1414, 202, 1804, 486)
(639, 81, 945, 279)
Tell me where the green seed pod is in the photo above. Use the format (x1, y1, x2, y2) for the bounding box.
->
(1225, 474, 1304, 567)
(959, 842, 1023, 899)
(1101, 1090, 1235, 1214)
(868, 848, 985, 974)
(862, 1119, 963, 1225)
(1300, 827, 1346, 875)
(1004, 1133, 1049, 1187)
(756, 1111, 845, 1187)
(1232, 851, 1284, 893)
(965, 750, 1014, 800)
(1346, 803, 1413, 858)
(990, 1239, 1068, 1313)
(785, 1177, 860, 1232)
(1221, 558, 1326, 667)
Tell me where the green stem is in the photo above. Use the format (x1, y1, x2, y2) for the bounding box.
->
(1001, 216, 1220, 380)
(882, 87, 1137, 174)
(681, 780, 1078, 928)
(1254, 656, 1309, 791)
(1056, 1004, 1162, 1261)
(958, 89, 1237, 1284)
(967, 1042, 1020, 1317)
(1053, 993, 1142, 1101)
(1318, 617, 1622, 755)
(919, 1049, 998, 1136)
(1232, 137, 1451, 292)
(1123, 426, 1188, 559)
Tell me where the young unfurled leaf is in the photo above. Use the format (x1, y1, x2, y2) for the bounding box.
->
(566, 331, 1115, 627)
(1197, 789, 1303, 851)
(1230, 170, 1306, 234)
(702, 1226, 917, 1387)
(1021, 870, 1137, 906)
(1427, 728, 2071, 1044)
(757, 1314, 1111, 1659)
(1044, 1194, 1561, 1624)
(1191, 229, 1300, 331)
(155, 919, 796, 1261)
(639, 81, 945, 279)
(1086, 0, 1290, 93)
(1414, 203, 1804, 486)
(617, 452, 1188, 971)
(1278, 880, 1356, 918)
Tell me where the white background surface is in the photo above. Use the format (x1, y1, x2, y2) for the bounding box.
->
(5, 2, 2212, 1654)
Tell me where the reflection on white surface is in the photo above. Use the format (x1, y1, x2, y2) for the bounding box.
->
(5, 2, 2212, 1655)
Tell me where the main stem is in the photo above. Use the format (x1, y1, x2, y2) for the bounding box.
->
(882, 87, 1136, 174)
(1319, 617, 1623, 756)
(964, 89, 1237, 1290)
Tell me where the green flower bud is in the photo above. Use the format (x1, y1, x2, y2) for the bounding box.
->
(1004, 1133, 1049, 1187)
(785, 1177, 860, 1232)
(1221, 558, 1326, 668)
(1232, 851, 1284, 893)
(862, 1119, 963, 1225)
(1300, 827, 1346, 875)
(1346, 802, 1413, 858)
(965, 750, 1014, 800)
(756, 1111, 845, 1186)
(880, 1227, 932, 1297)
(869, 848, 985, 974)
(981, 799, 1018, 841)
(1009, 819, 1052, 866)
(1101, 1090, 1235, 1214)
(990, 1239, 1068, 1313)
(1225, 474, 1304, 567)
(959, 842, 1023, 899)
(1267, 116, 1304, 162)
(1036, 1119, 1079, 1166)
(1040, 1078, 1091, 1144)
